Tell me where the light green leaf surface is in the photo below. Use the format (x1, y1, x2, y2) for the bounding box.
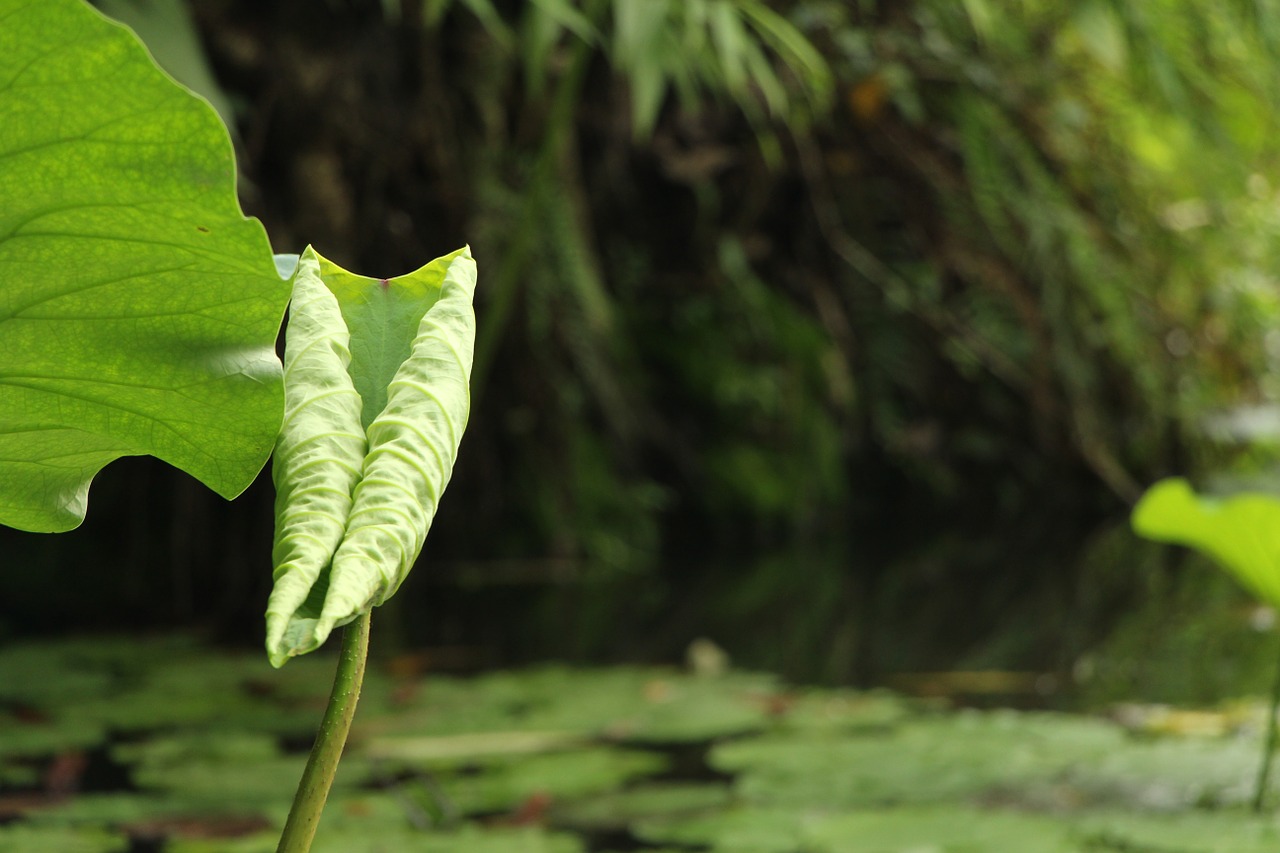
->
(0, 0, 288, 532)
(94, 0, 238, 132)
(1132, 477, 1280, 608)
(267, 246, 476, 666)
(265, 250, 367, 664)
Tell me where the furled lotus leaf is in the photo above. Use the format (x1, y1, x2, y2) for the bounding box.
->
(266, 246, 476, 667)
(266, 252, 366, 664)
(1132, 477, 1280, 609)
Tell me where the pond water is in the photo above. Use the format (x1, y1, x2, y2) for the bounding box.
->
(3, 635, 1280, 851)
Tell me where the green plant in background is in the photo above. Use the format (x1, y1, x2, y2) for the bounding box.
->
(1132, 477, 1280, 810)
(0, 1, 475, 850)
(447, 0, 838, 575)
(409, 0, 1280, 601)
(806, 0, 1280, 505)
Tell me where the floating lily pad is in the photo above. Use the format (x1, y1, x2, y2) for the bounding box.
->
(397, 748, 669, 817)
(0, 824, 128, 852)
(29, 793, 200, 825)
(130, 754, 321, 811)
(0, 713, 105, 759)
(102, 732, 358, 820)
(0, 641, 117, 707)
(318, 791, 417, 830)
(1063, 735, 1263, 809)
(355, 672, 533, 736)
(712, 710, 1126, 809)
(95, 657, 302, 731)
(806, 807, 1078, 853)
(0, 637, 343, 751)
(166, 835, 279, 853)
(639, 805, 1080, 853)
(1076, 810, 1280, 852)
(551, 782, 734, 830)
(10, 634, 1280, 853)
(770, 688, 911, 733)
(365, 666, 777, 744)
(517, 669, 777, 742)
(0, 757, 40, 786)
(634, 804, 818, 852)
(42, 799, 285, 853)
(112, 731, 282, 769)
(166, 823, 588, 853)
(362, 729, 591, 768)
(309, 825, 586, 853)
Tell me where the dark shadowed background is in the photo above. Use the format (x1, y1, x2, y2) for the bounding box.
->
(6, 0, 1280, 701)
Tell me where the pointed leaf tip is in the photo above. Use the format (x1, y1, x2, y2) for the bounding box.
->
(267, 247, 476, 665)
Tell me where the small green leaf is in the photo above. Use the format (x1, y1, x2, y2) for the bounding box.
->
(0, 0, 287, 532)
(267, 247, 476, 667)
(1132, 477, 1280, 609)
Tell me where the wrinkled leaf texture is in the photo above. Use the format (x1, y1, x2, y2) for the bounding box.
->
(267, 247, 476, 667)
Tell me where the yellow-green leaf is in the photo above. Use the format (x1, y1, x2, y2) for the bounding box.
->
(266, 247, 476, 667)
(0, 0, 287, 532)
(1132, 477, 1280, 609)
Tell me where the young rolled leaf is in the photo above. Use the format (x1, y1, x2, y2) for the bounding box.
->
(267, 246, 476, 667)
(266, 252, 367, 662)
(1131, 477, 1280, 609)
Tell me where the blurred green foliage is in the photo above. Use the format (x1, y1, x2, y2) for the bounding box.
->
(407, 0, 1280, 573)
(45, 0, 1280, 675)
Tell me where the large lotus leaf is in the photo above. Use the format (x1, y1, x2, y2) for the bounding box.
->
(0, 0, 287, 532)
(267, 246, 475, 666)
(1132, 477, 1280, 608)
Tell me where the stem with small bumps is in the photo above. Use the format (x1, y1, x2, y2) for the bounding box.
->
(277, 611, 371, 852)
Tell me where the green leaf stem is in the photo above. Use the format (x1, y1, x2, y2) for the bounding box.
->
(266, 247, 476, 667)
